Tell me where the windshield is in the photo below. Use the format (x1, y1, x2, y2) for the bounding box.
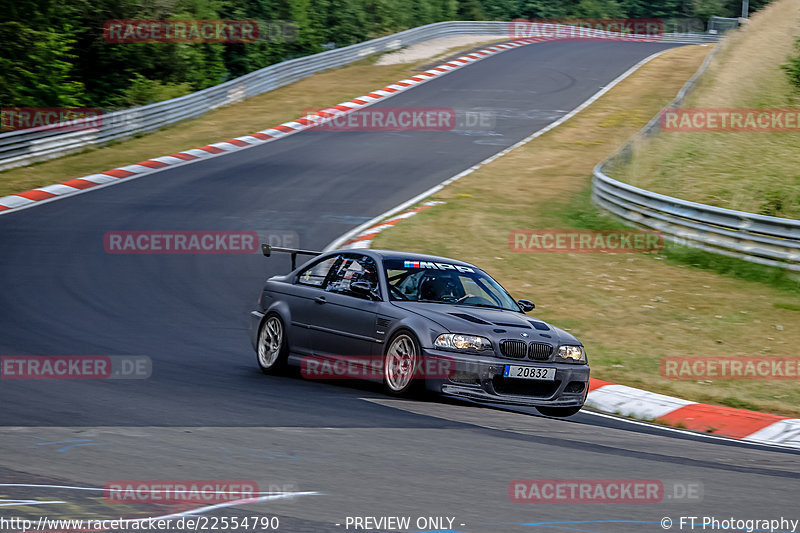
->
(384, 259, 520, 311)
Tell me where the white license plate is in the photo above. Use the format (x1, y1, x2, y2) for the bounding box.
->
(503, 365, 556, 381)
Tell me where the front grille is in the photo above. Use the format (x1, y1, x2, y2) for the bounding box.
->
(528, 343, 553, 361)
(500, 340, 527, 359)
(492, 376, 561, 397)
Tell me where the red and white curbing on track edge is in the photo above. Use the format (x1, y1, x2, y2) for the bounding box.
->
(587, 380, 800, 448)
(0, 37, 554, 216)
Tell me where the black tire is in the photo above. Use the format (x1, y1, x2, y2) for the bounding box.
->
(256, 313, 289, 374)
(536, 405, 582, 418)
(382, 331, 423, 396)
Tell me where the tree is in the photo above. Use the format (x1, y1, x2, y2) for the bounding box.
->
(570, 0, 626, 18)
(458, 0, 485, 20)
(0, 22, 85, 107)
(691, 0, 728, 20)
(782, 40, 800, 90)
(321, 0, 368, 47)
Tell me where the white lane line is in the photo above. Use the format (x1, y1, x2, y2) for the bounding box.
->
(582, 410, 800, 451)
(358, 398, 799, 452)
(0, 484, 320, 521)
(325, 47, 675, 251)
(0, 483, 300, 494)
(126, 492, 320, 523)
(0, 499, 66, 507)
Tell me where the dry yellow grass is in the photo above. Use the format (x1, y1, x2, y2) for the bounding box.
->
(373, 44, 800, 417)
(618, 0, 800, 218)
(0, 38, 505, 198)
(690, 0, 800, 108)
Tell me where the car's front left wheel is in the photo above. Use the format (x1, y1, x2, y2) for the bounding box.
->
(383, 331, 421, 395)
(257, 313, 288, 374)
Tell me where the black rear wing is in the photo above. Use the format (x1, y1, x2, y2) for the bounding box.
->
(261, 244, 322, 270)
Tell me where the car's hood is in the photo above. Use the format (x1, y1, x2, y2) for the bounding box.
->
(390, 302, 582, 345)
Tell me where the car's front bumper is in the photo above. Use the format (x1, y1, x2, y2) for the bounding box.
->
(421, 348, 589, 407)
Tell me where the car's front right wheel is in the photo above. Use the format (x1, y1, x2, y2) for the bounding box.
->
(383, 331, 421, 395)
(257, 313, 288, 374)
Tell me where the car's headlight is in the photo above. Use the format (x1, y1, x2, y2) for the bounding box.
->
(435, 333, 493, 352)
(558, 345, 586, 362)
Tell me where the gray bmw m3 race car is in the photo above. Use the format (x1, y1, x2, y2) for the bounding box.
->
(250, 246, 589, 417)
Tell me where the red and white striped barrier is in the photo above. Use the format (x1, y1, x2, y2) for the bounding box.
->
(587, 379, 800, 448)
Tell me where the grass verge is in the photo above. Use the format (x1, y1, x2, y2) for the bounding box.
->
(560, 185, 800, 294)
(372, 44, 800, 418)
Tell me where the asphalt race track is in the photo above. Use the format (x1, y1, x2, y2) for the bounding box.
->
(1, 40, 798, 532)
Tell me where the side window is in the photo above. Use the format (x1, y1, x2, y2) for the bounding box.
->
(325, 255, 380, 298)
(391, 270, 425, 300)
(296, 256, 338, 287)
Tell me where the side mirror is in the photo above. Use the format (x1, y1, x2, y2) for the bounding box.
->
(517, 299, 535, 312)
(351, 281, 378, 299)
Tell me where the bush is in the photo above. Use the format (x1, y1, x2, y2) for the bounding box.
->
(782, 40, 800, 89)
(117, 74, 193, 107)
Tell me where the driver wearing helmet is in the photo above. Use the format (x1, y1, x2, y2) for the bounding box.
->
(419, 272, 463, 302)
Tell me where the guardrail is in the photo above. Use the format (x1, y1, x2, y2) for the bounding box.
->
(592, 38, 800, 271)
(0, 21, 715, 171)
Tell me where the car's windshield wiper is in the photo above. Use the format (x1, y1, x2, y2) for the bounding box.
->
(459, 302, 513, 311)
(414, 299, 514, 311)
